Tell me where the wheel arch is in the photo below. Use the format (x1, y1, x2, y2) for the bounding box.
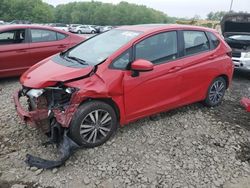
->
(80, 97, 121, 123)
(217, 74, 229, 89)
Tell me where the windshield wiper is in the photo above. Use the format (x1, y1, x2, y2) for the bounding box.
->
(66, 55, 88, 65)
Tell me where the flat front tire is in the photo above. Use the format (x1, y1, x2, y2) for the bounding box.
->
(204, 77, 226, 107)
(69, 101, 118, 148)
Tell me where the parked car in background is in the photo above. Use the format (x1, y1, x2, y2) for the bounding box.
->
(0, 20, 4, 25)
(14, 24, 233, 149)
(221, 13, 250, 71)
(50, 23, 69, 32)
(68, 24, 82, 32)
(100, 26, 113, 33)
(91, 25, 101, 33)
(71, 25, 97, 34)
(10, 20, 31, 24)
(0, 24, 85, 78)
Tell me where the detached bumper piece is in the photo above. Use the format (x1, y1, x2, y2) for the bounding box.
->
(25, 131, 80, 169)
(240, 97, 250, 112)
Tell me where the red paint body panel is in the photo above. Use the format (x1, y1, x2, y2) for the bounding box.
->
(0, 25, 84, 78)
(20, 57, 94, 88)
(14, 24, 234, 128)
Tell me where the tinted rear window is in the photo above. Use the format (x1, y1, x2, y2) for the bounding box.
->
(183, 31, 210, 56)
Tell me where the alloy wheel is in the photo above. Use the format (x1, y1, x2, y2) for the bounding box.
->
(208, 80, 225, 105)
(80, 109, 112, 144)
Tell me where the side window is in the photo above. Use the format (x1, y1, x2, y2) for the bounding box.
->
(135, 31, 177, 64)
(57, 32, 67, 40)
(0, 29, 25, 45)
(183, 31, 209, 56)
(31, 29, 57, 42)
(112, 49, 131, 69)
(207, 32, 220, 50)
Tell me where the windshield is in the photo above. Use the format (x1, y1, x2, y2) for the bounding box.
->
(228, 35, 250, 41)
(66, 29, 142, 65)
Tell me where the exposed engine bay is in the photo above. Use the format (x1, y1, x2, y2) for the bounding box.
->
(221, 13, 250, 70)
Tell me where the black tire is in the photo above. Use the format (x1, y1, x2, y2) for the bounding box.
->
(204, 77, 227, 107)
(91, 30, 95, 34)
(69, 101, 118, 148)
(77, 30, 82, 34)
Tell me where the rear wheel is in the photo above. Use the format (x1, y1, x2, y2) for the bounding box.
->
(204, 77, 226, 107)
(77, 30, 82, 34)
(91, 30, 95, 34)
(69, 101, 118, 148)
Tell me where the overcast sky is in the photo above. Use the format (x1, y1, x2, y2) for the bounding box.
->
(42, 0, 250, 18)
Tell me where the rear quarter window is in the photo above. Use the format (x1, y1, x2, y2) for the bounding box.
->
(57, 32, 67, 40)
(207, 32, 220, 50)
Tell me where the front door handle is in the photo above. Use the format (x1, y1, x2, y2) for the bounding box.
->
(168, 66, 182, 73)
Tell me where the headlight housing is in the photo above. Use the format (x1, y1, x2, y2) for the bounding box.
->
(27, 89, 44, 98)
(244, 52, 250, 58)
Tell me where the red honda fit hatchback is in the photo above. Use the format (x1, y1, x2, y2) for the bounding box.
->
(14, 24, 233, 147)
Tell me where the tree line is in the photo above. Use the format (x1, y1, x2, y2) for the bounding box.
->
(0, 0, 172, 25)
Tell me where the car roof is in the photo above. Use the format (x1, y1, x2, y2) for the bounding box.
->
(117, 24, 215, 33)
(0, 24, 69, 34)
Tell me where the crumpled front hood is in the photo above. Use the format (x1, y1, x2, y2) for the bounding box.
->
(20, 56, 94, 89)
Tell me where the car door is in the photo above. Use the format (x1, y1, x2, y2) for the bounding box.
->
(123, 31, 183, 121)
(178, 30, 218, 105)
(28, 28, 70, 65)
(0, 28, 30, 77)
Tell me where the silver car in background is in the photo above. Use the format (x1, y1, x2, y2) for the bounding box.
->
(71, 25, 96, 34)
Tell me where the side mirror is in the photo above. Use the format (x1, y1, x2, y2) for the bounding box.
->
(131, 59, 154, 72)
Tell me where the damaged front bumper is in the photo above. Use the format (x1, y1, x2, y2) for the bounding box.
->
(13, 88, 79, 129)
(14, 90, 48, 127)
(13, 88, 81, 169)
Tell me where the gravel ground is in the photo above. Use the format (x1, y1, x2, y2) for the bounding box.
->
(1, 70, 250, 188)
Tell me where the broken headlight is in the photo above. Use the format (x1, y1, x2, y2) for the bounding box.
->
(26, 89, 44, 98)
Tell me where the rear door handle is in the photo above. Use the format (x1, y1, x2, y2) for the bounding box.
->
(58, 44, 67, 49)
(168, 66, 182, 73)
(208, 54, 217, 60)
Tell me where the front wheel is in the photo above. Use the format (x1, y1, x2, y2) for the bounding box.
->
(77, 30, 82, 34)
(204, 77, 226, 107)
(69, 101, 118, 148)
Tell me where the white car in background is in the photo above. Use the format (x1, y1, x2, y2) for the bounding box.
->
(71, 25, 96, 34)
(50, 23, 69, 32)
(68, 24, 82, 32)
(100, 26, 113, 33)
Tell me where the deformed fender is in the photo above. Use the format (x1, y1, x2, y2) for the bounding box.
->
(53, 104, 79, 128)
(65, 71, 127, 124)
